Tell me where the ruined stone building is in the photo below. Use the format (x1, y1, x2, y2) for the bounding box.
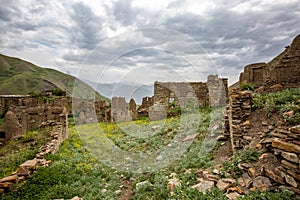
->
(239, 34, 300, 89)
(152, 75, 228, 109)
(0, 94, 69, 140)
(0, 105, 68, 141)
(123, 75, 229, 121)
(111, 97, 137, 122)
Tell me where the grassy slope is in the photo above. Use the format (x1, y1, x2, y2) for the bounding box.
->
(1, 107, 297, 199)
(0, 54, 109, 101)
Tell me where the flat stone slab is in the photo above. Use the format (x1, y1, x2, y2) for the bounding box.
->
(20, 159, 38, 170)
(0, 175, 18, 183)
(272, 138, 300, 153)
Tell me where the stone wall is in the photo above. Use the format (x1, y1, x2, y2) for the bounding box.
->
(223, 89, 252, 153)
(207, 75, 228, 107)
(0, 106, 68, 141)
(239, 34, 300, 89)
(239, 63, 267, 87)
(111, 97, 131, 122)
(137, 96, 153, 118)
(265, 126, 300, 189)
(0, 123, 68, 194)
(153, 81, 207, 109)
(153, 75, 228, 110)
(149, 104, 167, 121)
(221, 89, 300, 194)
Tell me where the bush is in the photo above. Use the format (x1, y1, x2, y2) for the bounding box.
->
(52, 88, 65, 96)
(252, 88, 300, 122)
(240, 82, 256, 91)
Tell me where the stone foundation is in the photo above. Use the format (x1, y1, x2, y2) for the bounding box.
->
(0, 122, 68, 194)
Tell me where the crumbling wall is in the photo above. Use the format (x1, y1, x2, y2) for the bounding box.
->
(20, 107, 67, 133)
(149, 104, 167, 121)
(111, 97, 131, 122)
(227, 90, 252, 153)
(239, 63, 267, 87)
(0, 122, 68, 194)
(0, 106, 68, 142)
(221, 89, 300, 194)
(153, 75, 228, 111)
(207, 75, 228, 107)
(239, 34, 300, 89)
(0, 111, 22, 140)
(137, 96, 153, 118)
(129, 99, 137, 120)
(153, 81, 207, 109)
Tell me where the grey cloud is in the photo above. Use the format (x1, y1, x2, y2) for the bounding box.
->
(0, 1, 21, 22)
(1, 0, 300, 85)
(69, 2, 104, 50)
(112, 0, 137, 26)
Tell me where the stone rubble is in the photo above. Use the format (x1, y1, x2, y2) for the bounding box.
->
(0, 123, 67, 194)
(219, 87, 300, 197)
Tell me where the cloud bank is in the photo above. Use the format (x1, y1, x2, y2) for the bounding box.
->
(1, 0, 299, 85)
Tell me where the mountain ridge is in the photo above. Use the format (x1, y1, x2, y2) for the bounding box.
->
(0, 53, 108, 102)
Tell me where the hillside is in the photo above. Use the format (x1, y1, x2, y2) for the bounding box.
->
(0, 54, 108, 101)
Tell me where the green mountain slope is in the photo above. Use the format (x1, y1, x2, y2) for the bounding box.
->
(0, 54, 109, 101)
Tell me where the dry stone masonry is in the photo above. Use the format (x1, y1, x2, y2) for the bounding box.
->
(239, 34, 300, 89)
(153, 75, 228, 110)
(111, 75, 228, 122)
(226, 89, 252, 153)
(221, 88, 300, 196)
(0, 122, 67, 194)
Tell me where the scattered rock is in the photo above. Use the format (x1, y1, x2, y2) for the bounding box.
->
(281, 152, 299, 164)
(248, 167, 256, 178)
(191, 180, 214, 193)
(237, 177, 245, 187)
(216, 179, 232, 191)
(242, 173, 252, 188)
(0, 175, 18, 183)
(227, 187, 244, 194)
(283, 110, 294, 117)
(262, 121, 268, 126)
(217, 135, 227, 141)
(212, 169, 219, 175)
(259, 153, 275, 161)
(285, 174, 298, 188)
(182, 134, 197, 142)
(226, 192, 241, 200)
(252, 176, 272, 192)
(71, 197, 82, 200)
(167, 177, 181, 190)
(264, 168, 285, 184)
(136, 181, 153, 191)
(151, 125, 160, 132)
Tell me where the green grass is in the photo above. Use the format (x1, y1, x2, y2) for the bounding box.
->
(0, 130, 50, 178)
(1, 108, 299, 199)
(220, 148, 264, 179)
(240, 82, 256, 91)
(253, 88, 300, 123)
(0, 53, 109, 101)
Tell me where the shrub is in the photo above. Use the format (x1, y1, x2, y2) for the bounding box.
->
(240, 82, 256, 91)
(252, 88, 300, 122)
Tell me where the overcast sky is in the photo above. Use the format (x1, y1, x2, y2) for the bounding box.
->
(1, 0, 299, 85)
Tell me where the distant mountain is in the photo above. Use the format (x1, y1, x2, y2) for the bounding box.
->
(0, 54, 108, 101)
(85, 80, 154, 104)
